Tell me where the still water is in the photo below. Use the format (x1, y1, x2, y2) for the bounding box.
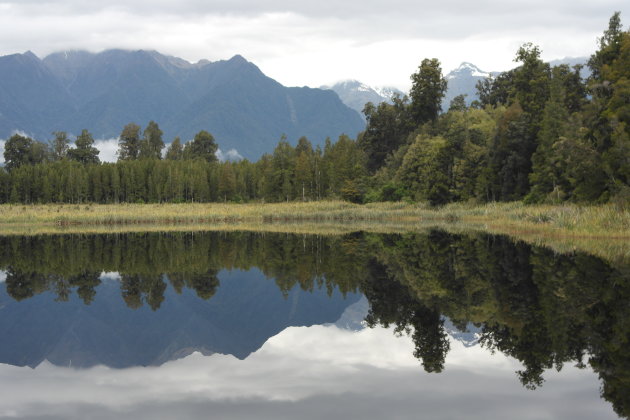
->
(0, 230, 627, 419)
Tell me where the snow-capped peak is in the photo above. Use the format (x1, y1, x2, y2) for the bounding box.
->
(447, 62, 490, 79)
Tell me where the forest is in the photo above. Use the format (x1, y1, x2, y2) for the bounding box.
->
(0, 12, 628, 206)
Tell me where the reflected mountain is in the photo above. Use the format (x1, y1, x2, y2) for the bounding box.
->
(0, 268, 359, 368)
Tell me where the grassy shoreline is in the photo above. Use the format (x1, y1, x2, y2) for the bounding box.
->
(0, 201, 628, 262)
(0, 200, 628, 235)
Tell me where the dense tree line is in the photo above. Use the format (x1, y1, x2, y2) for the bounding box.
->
(1, 13, 628, 206)
(360, 12, 629, 205)
(0, 127, 366, 203)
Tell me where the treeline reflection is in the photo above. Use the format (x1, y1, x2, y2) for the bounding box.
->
(1, 231, 628, 417)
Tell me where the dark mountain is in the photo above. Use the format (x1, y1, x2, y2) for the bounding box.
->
(0, 50, 365, 159)
(0, 51, 76, 138)
(0, 269, 361, 368)
(323, 80, 404, 116)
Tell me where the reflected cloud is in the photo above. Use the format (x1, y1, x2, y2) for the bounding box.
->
(0, 325, 615, 420)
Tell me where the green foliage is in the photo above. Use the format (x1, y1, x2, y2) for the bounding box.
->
(358, 96, 414, 173)
(185, 130, 218, 163)
(118, 123, 142, 161)
(397, 135, 452, 205)
(50, 131, 70, 161)
(409, 58, 448, 126)
(139, 120, 164, 160)
(165, 137, 183, 160)
(68, 129, 100, 164)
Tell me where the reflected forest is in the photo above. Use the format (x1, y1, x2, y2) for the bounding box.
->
(1, 230, 629, 417)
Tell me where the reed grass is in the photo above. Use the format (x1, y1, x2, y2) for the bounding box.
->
(0, 201, 627, 235)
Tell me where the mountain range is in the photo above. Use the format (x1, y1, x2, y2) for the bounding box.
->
(0, 50, 365, 159)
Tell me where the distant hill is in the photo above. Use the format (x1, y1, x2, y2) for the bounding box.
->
(0, 50, 365, 159)
(323, 80, 405, 117)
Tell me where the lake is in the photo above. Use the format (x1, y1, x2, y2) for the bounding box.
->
(0, 230, 627, 419)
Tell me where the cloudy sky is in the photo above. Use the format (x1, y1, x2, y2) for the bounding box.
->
(0, 1, 629, 90)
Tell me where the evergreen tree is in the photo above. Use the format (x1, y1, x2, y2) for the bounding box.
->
(118, 123, 142, 161)
(50, 131, 70, 161)
(139, 120, 164, 160)
(68, 129, 100, 164)
(3, 134, 46, 171)
(358, 95, 413, 173)
(409, 58, 448, 126)
(165, 137, 183, 160)
(187, 130, 218, 163)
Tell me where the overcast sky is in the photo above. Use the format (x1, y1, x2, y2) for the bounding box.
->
(0, 1, 629, 89)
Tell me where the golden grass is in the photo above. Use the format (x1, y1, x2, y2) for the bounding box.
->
(0, 201, 628, 262)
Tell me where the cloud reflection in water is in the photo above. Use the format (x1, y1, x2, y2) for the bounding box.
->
(0, 323, 616, 420)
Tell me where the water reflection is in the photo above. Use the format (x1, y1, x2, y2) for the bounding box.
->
(0, 230, 629, 418)
(0, 325, 615, 420)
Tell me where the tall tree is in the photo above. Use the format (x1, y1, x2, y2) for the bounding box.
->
(3, 134, 47, 171)
(186, 130, 218, 163)
(588, 11, 624, 81)
(50, 131, 70, 161)
(409, 58, 448, 126)
(118, 123, 142, 161)
(139, 120, 164, 160)
(358, 95, 413, 173)
(68, 129, 100, 164)
(165, 137, 183, 160)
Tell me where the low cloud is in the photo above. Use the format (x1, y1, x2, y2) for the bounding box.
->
(93, 138, 120, 163)
(1, 1, 626, 89)
(216, 148, 244, 162)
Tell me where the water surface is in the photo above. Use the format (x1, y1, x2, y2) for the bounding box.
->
(0, 231, 627, 419)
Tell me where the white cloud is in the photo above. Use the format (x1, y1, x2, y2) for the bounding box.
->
(0, 140, 4, 166)
(216, 148, 244, 162)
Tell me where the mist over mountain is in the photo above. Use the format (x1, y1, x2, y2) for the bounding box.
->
(0, 50, 365, 159)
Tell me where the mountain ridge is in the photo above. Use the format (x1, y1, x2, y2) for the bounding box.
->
(0, 49, 365, 159)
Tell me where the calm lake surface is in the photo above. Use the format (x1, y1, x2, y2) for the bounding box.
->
(0, 230, 627, 419)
